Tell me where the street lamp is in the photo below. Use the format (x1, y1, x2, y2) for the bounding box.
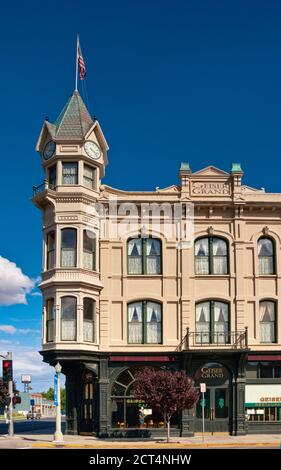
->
(53, 362, 64, 444)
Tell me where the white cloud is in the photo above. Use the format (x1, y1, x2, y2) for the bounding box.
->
(0, 324, 16, 334)
(0, 256, 36, 306)
(0, 325, 41, 335)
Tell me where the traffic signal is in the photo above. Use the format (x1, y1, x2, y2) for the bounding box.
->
(2, 360, 13, 384)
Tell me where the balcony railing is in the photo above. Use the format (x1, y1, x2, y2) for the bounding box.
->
(33, 180, 56, 196)
(177, 327, 248, 351)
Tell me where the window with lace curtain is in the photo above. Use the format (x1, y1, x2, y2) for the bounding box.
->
(46, 298, 55, 342)
(260, 301, 276, 343)
(83, 164, 96, 189)
(83, 230, 96, 270)
(258, 238, 275, 275)
(61, 296, 77, 341)
(195, 301, 230, 344)
(62, 162, 78, 184)
(83, 298, 95, 342)
(195, 237, 228, 275)
(127, 237, 161, 275)
(61, 228, 77, 267)
(128, 301, 162, 344)
(46, 231, 55, 270)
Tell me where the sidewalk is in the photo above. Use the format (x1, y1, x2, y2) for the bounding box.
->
(0, 433, 280, 449)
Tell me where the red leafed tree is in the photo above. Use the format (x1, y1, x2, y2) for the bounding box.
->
(132, 368, 199, 442)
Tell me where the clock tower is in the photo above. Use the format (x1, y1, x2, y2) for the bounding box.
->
(33, 90, 109, 435)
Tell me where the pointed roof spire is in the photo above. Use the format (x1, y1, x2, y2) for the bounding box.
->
(54, 91, 93, 140)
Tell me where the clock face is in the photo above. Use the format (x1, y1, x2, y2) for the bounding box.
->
(43, 141, 56, 160)
(84, 141, 102, 160)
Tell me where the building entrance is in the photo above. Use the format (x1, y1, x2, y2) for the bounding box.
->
(193, 362, 231, 433)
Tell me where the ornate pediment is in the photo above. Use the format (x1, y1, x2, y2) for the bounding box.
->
(193, 166, 229, 177)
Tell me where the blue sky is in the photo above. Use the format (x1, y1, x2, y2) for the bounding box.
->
(1, 0, 281, 391)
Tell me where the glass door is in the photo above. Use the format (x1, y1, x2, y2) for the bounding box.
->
(195, 387, 229, 433)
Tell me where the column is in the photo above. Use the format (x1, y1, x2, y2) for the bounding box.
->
(98, 357, 109, 435)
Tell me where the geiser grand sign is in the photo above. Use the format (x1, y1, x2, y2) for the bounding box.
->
(194, 363, 229, 386)
(245, 384, 281, 407)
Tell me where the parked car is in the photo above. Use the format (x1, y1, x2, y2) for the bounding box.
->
(26, 411, 41, 419)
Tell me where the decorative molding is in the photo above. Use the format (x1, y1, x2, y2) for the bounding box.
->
(263, 226, 269, 235)
(207, 226, 214, 235)
(192, 182, 231, 196)
(58, 215, 78, 221)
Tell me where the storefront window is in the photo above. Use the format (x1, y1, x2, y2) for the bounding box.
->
(111, 367, 179, 429)
(246, 407, 281, 422)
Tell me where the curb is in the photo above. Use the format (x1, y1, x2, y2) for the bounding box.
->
(30, 441, 280, 449)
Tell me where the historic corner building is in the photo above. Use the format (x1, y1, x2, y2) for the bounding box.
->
(33, 89, 281, 437)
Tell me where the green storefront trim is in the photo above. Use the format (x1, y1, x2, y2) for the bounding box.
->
(245, 403, 281, 408)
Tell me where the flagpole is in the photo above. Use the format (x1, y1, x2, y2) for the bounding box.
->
(75, 35, 79, 91)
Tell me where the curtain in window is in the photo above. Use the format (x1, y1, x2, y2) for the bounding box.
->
(83, 165, 95, 189)
(61, 297, 76, 340)
(63, 163, 78, 184)
(212, 238, 227, 274)
(146, 302, 161, 343)
(258, 238, 274, 275)
(146, 239, 161, 274)
(128, 302, 143, 343)
(195, 302, 210, 343)
(195, 239, 209, 274)
(128, 239, 142, 274)
(47, 231, 55, 269)
(83, 298, 95, 342)
(260, 301, 275, 343)
(83, 322, 94, 342)
(61, 229, 76, 267)
(46, 299, 55, 342)
(83, 230, 95, 270)
(214, 301, 229, 344)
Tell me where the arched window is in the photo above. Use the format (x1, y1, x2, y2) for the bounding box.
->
(128, 301, 162, 344)
(111, 367, 179, 429)
(258, 238, 275, 275)
(46, 231, 56, 270)
(61, 228, 77, 267)
(83, 230, 96, 270)
(195, 301, 229, 344)
(61, 296, 77, 341)
(127, 237, 161, 275)
(46, 298, 55, 342)
(195, 237, 228, 275)
(260, 301, 276, 343)
(83, 298, 95, 342)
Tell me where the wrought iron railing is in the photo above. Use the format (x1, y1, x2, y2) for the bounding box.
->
(177, 327, 248, 351)
(32, 180, 56, 196)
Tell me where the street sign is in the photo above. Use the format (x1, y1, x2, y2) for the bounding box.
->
(21, 374, 31, 383)
(30, 399, 35, 406)
(200, 383, 206, 393)
(54, 373, 58, 406)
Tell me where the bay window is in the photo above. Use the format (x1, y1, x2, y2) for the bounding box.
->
(46, 298, 55, 342)
(48, 164, 56, 189)
(62, 162, 78, 184)
(83, 230, 96, 270)
(83, 164, 96, 189)
(61, 296, 77, 341)
(46, 231, 55, 269)
(61, 228, 77, 267)
(83, 298, 95, 342)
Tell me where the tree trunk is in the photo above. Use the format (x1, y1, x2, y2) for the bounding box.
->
(167, 419, 170, 443)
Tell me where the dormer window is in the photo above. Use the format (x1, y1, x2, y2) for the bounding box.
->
(62, 162, 78, 185)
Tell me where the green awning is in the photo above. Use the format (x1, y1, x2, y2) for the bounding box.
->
(245, 403, 281, 408)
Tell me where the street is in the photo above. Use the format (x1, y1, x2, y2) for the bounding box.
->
(0, 417, 66, 435)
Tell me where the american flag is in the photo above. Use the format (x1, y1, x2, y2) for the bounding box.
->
(77, 37, 86, 80)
